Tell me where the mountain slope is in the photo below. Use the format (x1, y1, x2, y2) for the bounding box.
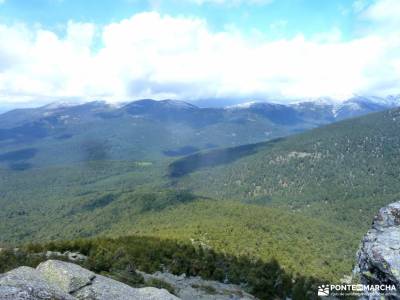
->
(114, 200, 358, 281)
(170, 108, 400, 230)
(1, 100, 400, 286)
(2, 108, 398, 282)
(0, 182, 357, 282)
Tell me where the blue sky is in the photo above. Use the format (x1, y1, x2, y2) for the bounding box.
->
(0, 0, 361, 40)
(0, 0, 399, 106)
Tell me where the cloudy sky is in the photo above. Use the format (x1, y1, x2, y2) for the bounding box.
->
(0, 0, 399, 107)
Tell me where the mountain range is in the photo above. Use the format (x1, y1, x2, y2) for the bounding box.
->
(0, 95, 399, 170)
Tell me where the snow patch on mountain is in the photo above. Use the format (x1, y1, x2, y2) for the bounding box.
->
(226, 101, 259, 109)
(42, 101, 80, 110)
(161, 100, 198, 109)
(226, 95, 400, 120)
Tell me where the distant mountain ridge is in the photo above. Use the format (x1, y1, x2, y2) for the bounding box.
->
(0, 95, 399, 170)
(1, 94, 399, 125)
(228, 95, 400, 121)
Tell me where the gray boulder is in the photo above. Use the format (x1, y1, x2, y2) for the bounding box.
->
(140, 271, 256, 300)
(0, 266, 74, 300)
(356, 201, 400, 299)
(65, 251, 87, 262)
(0, 260, 180, 300)
(75, 274, 177, 300)
(44, 251, 87, 262)
(37, 260, 95, 293)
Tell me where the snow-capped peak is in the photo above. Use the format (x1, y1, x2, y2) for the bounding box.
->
(226, 101, 258, 109)
(42, 101, 80, 110)
(382, 95, 400, 106)
(290, 97, 338, 106)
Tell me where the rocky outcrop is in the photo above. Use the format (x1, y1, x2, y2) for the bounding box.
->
(0, 266, 74, 300)
(37, 260, 95, 294)
(74, 274, 176, 300)
(355, 201, 400, 299)
(0, 260, 179, 300)
(0, 258, 257, 300)
(140, 271, 256, 300)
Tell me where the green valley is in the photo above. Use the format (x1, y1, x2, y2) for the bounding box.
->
(1, 104, 400, 299)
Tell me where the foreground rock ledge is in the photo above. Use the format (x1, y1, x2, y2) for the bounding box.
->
(0, 259, 179, 300)
(355, 201, 400, 300)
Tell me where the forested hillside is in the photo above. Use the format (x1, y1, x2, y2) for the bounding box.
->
(0, 162, 356, 281)
(0, 235, 323, 299)
(1, 107, 400, 292)
(171, 108, 400, 231)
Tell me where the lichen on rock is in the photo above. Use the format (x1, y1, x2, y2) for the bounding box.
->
(355, 201, 400, 299)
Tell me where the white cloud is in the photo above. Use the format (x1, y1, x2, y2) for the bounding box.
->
(0, 5, 399, 105)
(362, 0, 400, 22)
(360, 0, 400, 38)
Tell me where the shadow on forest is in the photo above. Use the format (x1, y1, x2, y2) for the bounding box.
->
(168, 138, 285, 178)
(0, 148, 38, 162)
